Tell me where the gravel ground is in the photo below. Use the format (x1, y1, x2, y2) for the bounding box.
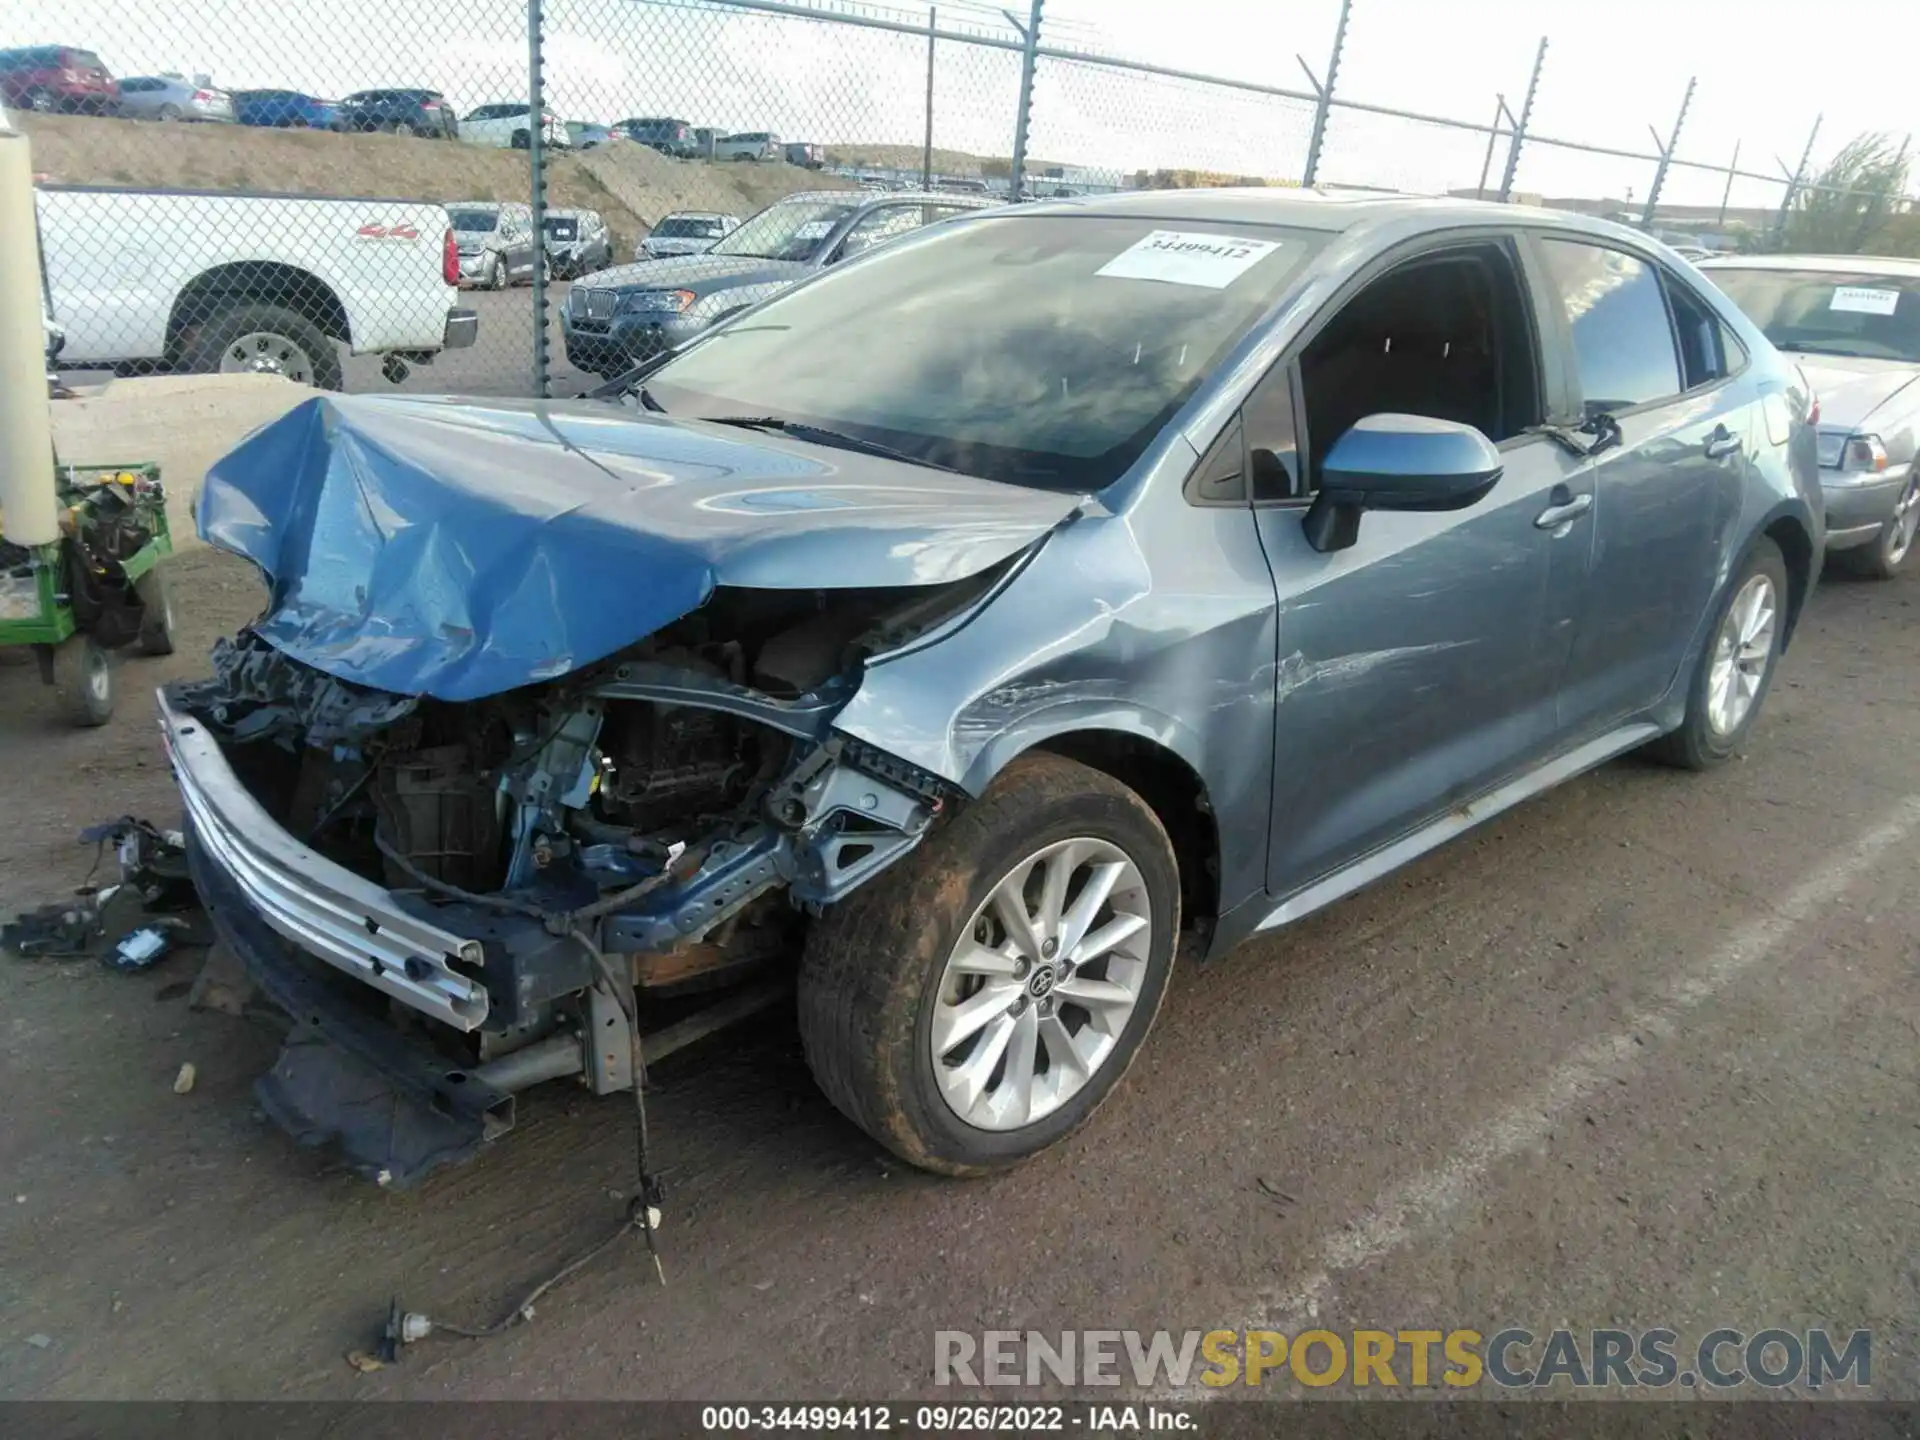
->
(1, 536, 1917, 1403)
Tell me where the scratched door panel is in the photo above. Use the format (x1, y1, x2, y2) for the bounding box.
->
(1255, 433, 1582, 898)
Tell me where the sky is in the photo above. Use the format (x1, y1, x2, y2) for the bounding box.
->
(5, 0, 1913, 212)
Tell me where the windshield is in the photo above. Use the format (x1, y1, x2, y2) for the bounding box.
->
(449, 209, 499, 233)
(654, 215, 724, 239)
(1708, 268, 1920, 363)
(650, 214, 1319, 490)
(710, 200, 856, 261)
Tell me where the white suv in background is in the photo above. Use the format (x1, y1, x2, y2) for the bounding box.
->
(459, 103, 572, 150)
(714, 131, 780, 162)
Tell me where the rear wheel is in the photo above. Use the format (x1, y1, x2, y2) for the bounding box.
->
(400, 120, 428, 138)
(1647, 536, 1788, 770)
(798, 753, 1179, 1175)
(25, 89, 55, 113)
(1834, 474, 1920, 580)
(156, 103, 182, 121)
(182, 302, 343, 391)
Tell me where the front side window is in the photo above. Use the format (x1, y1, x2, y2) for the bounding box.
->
(649, 214, 1319, 490)
(709, 200, 858, 262)
(1538, 238, 1682, 415)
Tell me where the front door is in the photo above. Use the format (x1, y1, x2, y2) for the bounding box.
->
(1247, 236, 1593, 899)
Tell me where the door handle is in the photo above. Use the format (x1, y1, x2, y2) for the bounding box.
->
(1705, 428, 1742, 460)
(1534, 492, 1593, 530)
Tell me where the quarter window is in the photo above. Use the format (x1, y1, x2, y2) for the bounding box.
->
(1538, 239, 1682, 415)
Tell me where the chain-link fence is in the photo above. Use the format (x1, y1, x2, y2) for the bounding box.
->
(4, 0, 1906, 400)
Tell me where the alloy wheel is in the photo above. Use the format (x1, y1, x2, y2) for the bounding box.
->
(1884, 476, 1920, 568)
(218, 331, 314, 384)
(1706, 572, 1777, 736)
(930, 837, 1152, 1132)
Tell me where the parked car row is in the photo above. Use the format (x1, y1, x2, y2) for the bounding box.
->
(2, 45, 829, 171)
(563, 190, 994, 376)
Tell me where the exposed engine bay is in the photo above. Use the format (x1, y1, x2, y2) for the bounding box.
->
(165, 574, 1009, 1186)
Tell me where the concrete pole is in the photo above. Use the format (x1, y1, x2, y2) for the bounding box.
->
(0, 119, 59, 547)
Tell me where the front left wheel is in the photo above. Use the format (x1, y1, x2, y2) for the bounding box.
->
(798, 752, 1179, 1175)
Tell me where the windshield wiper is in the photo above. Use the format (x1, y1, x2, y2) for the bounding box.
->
(699, 415, 959, 473)
(1774, 341, 1873, 358)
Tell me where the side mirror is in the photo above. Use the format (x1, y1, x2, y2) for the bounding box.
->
(1302, 413, 1503, 554)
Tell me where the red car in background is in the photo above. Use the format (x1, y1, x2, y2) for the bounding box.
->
(0, 45, 120, 115)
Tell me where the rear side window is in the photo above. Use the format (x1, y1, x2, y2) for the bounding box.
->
(1662, 275, 1736, 390)
(1538, 238, 1682, 415)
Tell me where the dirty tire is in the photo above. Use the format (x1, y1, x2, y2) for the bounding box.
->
(798, 752, 1179, 1176)
(134, 568, 176, 656)
(181, 302, 343, 391)
(1647, 535, 1788, 771)
(53, 635, 114, 728)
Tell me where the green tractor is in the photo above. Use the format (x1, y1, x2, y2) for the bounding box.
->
(1, 459, 175, 726)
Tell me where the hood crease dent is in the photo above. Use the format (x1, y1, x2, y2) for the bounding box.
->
(198, 395, 1083, 703)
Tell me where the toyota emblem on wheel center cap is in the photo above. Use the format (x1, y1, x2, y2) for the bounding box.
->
(1027, 966, 1057, 999)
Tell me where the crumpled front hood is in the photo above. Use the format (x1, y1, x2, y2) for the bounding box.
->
(1796, 356, 1920, 432)
(198, 394, 1082, 702)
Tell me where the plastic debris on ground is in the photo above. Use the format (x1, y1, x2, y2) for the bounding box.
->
(2, 817, 211, 968)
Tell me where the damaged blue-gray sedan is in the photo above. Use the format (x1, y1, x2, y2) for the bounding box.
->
(163, 191, 1820, 1187)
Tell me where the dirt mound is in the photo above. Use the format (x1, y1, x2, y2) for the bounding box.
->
(19, 113, 841, 264)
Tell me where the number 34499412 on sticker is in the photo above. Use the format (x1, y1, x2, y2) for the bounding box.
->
(1095, 229, 1285, 288)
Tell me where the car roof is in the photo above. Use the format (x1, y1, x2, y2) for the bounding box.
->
(1698, 252, 1920, 277)
(1012, 186, 1660, 239)
(545, 208, 599, 219)
(660, 210, 734, 219)
(764, 189, 993, 212)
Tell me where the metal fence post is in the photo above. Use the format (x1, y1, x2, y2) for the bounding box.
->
(1007, 0, 1044, 199)
(1298, 0, 1351, 187)
(1772, 114, 1822, 244)
(922, 6, 937, 190)
(1475, 94, 1508, 199)
(528, 0, 549, 397)
(1640, 76, 1695, 226)
(1498, 37, 1547, 203)
(1716, 140, 1740, 228)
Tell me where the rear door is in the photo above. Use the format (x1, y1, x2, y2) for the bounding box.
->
(1528, 236, 1747, 735)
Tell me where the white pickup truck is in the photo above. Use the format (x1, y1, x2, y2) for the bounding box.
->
(37, 185, 478, 390)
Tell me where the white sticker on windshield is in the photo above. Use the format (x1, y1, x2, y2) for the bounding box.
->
(1830, 285, 1901, 316)
(792, 219, 836, 241)
(1096, 230, 1282, 289)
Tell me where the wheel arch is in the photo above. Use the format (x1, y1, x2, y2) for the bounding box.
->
(165, 262, 351, 358)
(977, 722, 1222, 935)
(1761, 510, 1816, 649)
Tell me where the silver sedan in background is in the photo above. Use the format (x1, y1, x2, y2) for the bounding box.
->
(1704, 254, 1920, 577)
(638, 210, 741, 259)
(116, 75, 234, 122)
